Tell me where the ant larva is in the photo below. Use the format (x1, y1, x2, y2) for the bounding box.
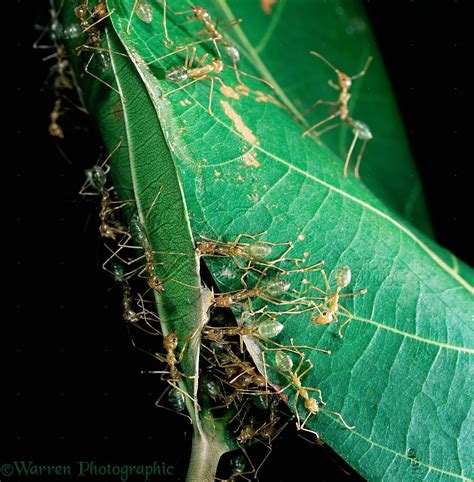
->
(273, 348, 354, 441)
(161, 46, 272, 114)
(127, 0, 153, 34)
(302, 51, 373, 179)
(307, 266, 367, 338)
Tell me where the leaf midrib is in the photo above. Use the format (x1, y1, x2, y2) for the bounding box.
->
(106, 25, 205, 433)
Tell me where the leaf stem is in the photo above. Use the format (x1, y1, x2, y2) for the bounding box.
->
(186, 432, 227, 482)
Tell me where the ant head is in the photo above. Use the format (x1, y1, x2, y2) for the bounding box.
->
(194, 6, 211, 22)
(93, 1, 107, 18)
(337, 71, 352, 89)
(74, 5, 88, 19)
(210, 59, 224, 74)
(305, 398, 319, 414)
(312, 311, 333, 325)
(163, 331, 178, 350)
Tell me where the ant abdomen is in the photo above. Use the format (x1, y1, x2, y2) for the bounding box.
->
(350, 119, 373, 140)
(275, 351, 293, 372)
(223, 44, 240, 62)
(244, 242, 272, 260)
(262, 277, 291, 297)
(167, 388, 185, 412)
(86, 165, 107, 190)
(334, 266, 351, 289)
(135, 1, 153, 24)
(165, 66, 189, 82)
(256, 319, 284, 339)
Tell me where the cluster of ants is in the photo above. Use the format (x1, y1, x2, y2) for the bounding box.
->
(44, 0, 374, 179)
(43, 0, 373, 478)
(77, 135, 367, 479)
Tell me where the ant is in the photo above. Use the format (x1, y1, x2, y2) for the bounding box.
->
(34, 6, 74, 139)
(79, 139, 130, 240)
(204, 308, 330, 356)
(161, 46, 272, 114)
(210, 266, 320, 314)
(74, 0, 110, 47)
(302, 51, 373, 179)
(212, 273, 290, 310)
(273, 348, 354, 440)
(196, 231, 318, 275)
(165, 4, 242, 78)
(307, 266, 367, 338)
(144, 330, 199, 409)
(128, 213, 165, 293)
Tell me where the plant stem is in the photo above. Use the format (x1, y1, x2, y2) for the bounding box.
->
(186, 432, 228, 482)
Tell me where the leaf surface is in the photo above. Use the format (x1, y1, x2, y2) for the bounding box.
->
(59, 0, 474, 480)
(210, 0, 433, 236)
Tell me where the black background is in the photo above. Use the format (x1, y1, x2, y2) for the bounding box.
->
(6, 1, 472, 481)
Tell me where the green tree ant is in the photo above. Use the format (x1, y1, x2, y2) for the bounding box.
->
(302, 51, 373, 179)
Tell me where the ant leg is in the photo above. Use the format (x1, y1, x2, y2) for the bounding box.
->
(84, 9, 114, 33)
(354, 139, 368, 179)
(154, 385, 193, 422)
(299, 412, 320, 440)
(162, 0, 171, 45)
(188, 46, 197, 68)
(328, 79, 340, 90)
(147, 46, 189, 65)
(234, 231, 268, 244)
(218, 18, 242, 33)
(302, 98, 338, 116)
(336, 305, 353, 339)
(344, 131, 359, 177)
(163, 77, 201, 98)
(84, 52, 124, 101)
(321, 408, 354, 430)
(208, 77, 215, 114)
(212, 38, 221, 59)
(305, 387, 326, 405)
(315, 122, 342, 137)
(351, 56, 373, 80)
(302, 112, 339, 137)
(320, 269, 331, 291)
(230, 67, 273, 90)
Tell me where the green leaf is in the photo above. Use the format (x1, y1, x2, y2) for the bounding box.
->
(210, 0, 433, 237)
(58, 0, 474, 480)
